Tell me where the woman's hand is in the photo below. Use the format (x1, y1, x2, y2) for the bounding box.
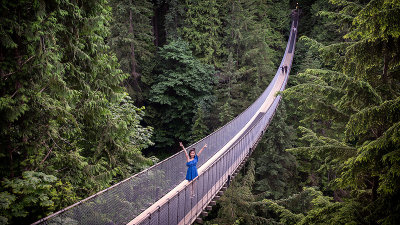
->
(198, 143, 208, 156)
(179, 142, 184, 148)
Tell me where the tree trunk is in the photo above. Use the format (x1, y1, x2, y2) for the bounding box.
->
(152, 11, 158, 46)
(129, 8, 142, 96)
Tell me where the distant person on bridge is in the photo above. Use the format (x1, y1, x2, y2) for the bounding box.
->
(180, 142, 208, 197)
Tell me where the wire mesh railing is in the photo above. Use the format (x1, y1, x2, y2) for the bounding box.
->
(33, 10, 299, 225)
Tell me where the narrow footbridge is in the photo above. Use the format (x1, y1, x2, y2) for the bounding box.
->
(34, 12, 299, 225)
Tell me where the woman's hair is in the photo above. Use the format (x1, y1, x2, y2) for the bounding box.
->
(189, 148, 196, 158)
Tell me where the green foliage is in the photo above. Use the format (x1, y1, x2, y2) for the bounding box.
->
(254, 187, 364, 225)
(213, 0, 285, 129)
(179, 0, 223, 66)
(208, 159, 257, 225)
(253, 102, 298, 199)
(148, 39, 215, 147)
(109, 0, 155, 103)
(164, 0, 186, 40)
(282, 0, 400, 224)
(0, 171, 77, 224)
(215, 53, 242, 124)
(191, 105, 209, 142)
(0, 0, 153, 223)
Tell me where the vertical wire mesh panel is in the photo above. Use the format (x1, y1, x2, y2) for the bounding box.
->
(168, 195, 178, 225)
(149, 211, 158, 225)
(198, 174, 205, 206)
(184, 186, 190, 224)
(177, 191, 185, 224)
(159, 203, 168, 225)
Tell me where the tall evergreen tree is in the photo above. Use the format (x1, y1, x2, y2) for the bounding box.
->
(164, 0, 185, 40)
(253, 102, 298, 200)
(148, 39, 215, 148)
(0, 1, 152, 223)
(179, 0, 223, 67)
(109, 0, 155, 104)
(218, 0, 281, 113)
(191, 105, 209, 142)
(209, 159, 257, 225)
(281, 0, 400, 223)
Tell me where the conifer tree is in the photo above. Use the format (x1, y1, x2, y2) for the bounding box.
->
(179, 0, 223, 67)
(253, 102, 298, 199)
(0, 1, 153, 223)
(164, 0, 185, 40)
(216, 53, 240, 125)
(109, 0, 155, 104)
(148, 39, 215, 148)
(210, 159, 257, 225)
(191, 105, 209, 142)
(282, 0, 400, 223)
(220, 0, 279, 110)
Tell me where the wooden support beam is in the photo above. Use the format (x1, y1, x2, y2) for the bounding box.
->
(214, 195, 220, 201)
(206, 205, 212, 211)
(210, 201, 216, 206)
(196, 218, 203, 224)
(201, 211, 208, 217)
(218, 191, 224, 196)
(221, 187, 227, 191)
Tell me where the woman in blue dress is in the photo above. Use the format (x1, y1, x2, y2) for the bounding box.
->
(180, 142, 207, 197)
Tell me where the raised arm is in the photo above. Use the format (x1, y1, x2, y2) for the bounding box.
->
(180, 142, 190, 162)
(197, 144, 207, 157)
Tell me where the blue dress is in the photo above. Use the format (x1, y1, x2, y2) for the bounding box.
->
(186, 155, 198, 181)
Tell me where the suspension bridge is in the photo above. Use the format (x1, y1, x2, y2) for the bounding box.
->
(33, 10, 299, 225)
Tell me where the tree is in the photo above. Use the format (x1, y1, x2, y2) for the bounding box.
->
(109, 0, 155, 104)
(253, 102, 298, 200)
(220, 0, 279, 111)
(191, 105, 209, 142)
(0, 1, 153, 223)
(178, 0, 223, 67)
(209, 159, 257, 225)
(148, 39, 215, 148)
(164, 0, 186, 41)
(282, 0, 400, 223)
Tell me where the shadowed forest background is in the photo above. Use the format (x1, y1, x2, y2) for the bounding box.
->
(0, 0, 399, 224)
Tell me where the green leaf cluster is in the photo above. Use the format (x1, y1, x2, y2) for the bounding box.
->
(148, 39, 215, 147)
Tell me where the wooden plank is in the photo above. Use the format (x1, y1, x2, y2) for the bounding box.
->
(196, 218, 203, 224)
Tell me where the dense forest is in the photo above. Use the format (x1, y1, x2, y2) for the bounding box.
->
(0, 0, 399, 225)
